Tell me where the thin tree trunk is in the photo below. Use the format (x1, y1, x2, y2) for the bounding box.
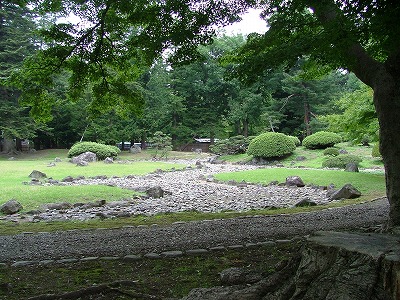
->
(242, 118, 249, 137)
(210, 130, 215, 144)
(141, 132, 147, 150)
(235, 121, 241, 135)
(304, 101, 311, 136)
(171, 112, 178, 146)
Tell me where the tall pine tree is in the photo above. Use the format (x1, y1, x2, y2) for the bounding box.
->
(0, 1, 46, 152)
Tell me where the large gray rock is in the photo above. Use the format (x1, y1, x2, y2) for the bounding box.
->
(146, 186, 165, 198)
(180, 231, 400, 300)
(329, 183, 361, 200)
(294, 198, 317, 207)
(104, 157, 114, 164)
(61, 176, 75, 182)
(71, 152, 97, 164)
(0, 199, 23, 214)
(209, 156, 224, 164)
(285, 176, 305, 187)
(345, 162, 359, 172)
(40, 202, 73, 211)
(29, 170, 47, 179)
(130, 145, 142, 154)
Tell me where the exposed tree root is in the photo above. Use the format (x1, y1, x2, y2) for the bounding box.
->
(26, 280, 159, 300)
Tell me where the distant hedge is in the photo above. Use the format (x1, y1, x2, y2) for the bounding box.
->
(322, 154, 362, 169)
(247, 132, 296, 159)
(302, 131, 342, 149)
(68, 142, 121, 160)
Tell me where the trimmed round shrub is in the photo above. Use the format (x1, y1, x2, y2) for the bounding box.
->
(323, 147, 340, 156)
(322, 154, 362, 169)
(247, 132, 296, 159)
(372, 142, 381, 158)
(302, 131, 342, 149)
(287, 135, 301, 146)
(210, 135, 253, 155)
(68, 142, 121, 160)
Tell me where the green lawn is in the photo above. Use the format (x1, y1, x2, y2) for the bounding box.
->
(215, 167, 386, 198)
(0, 152, 186, 211)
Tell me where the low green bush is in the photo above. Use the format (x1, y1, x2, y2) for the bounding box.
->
(323, 147, 340, 156)
(68, 142, 121, 160)
(247, 132, 296, 159)
(210, 135, 253, 155)
(322, 154, 362, 169)
(302, 131, 342, 149)
(287, 135, 301, 146)
(372, 142, 381, 158)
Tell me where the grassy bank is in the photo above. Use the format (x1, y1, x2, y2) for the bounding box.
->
(220, 142, 384, 170)
(215, 168, 385, 198)
(0, 150, 187, 211)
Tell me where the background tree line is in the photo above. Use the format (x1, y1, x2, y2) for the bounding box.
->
(0, 2, 377, 152)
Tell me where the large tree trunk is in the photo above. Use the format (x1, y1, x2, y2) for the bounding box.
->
(310, 0, 400, 229)
(373, 67, 400, 228)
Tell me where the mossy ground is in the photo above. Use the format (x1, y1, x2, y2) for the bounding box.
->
(0, 243, 299, 299)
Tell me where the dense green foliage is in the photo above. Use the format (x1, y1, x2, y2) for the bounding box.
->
(0, 1, 50, 151)
(68, 142, 121, 160)
(13, 0, 245, 121)
(209, 135, 253, 155)
(372, 143, 381, 158)
(247, 132, 296, 158)
(323, 147, 339, 156)
(321, 84, 378, 144)
(322, 154, 362, 169)
(302, 131, 342, 149)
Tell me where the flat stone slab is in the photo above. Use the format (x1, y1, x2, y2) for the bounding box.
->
(11, 261, 35, 267)
(161, 251, 184, 258)
(308, 231, 400, 260)
(186, 249, 208, 255)
(144, 253, 162, 259)
(123, 255, 142, 261)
